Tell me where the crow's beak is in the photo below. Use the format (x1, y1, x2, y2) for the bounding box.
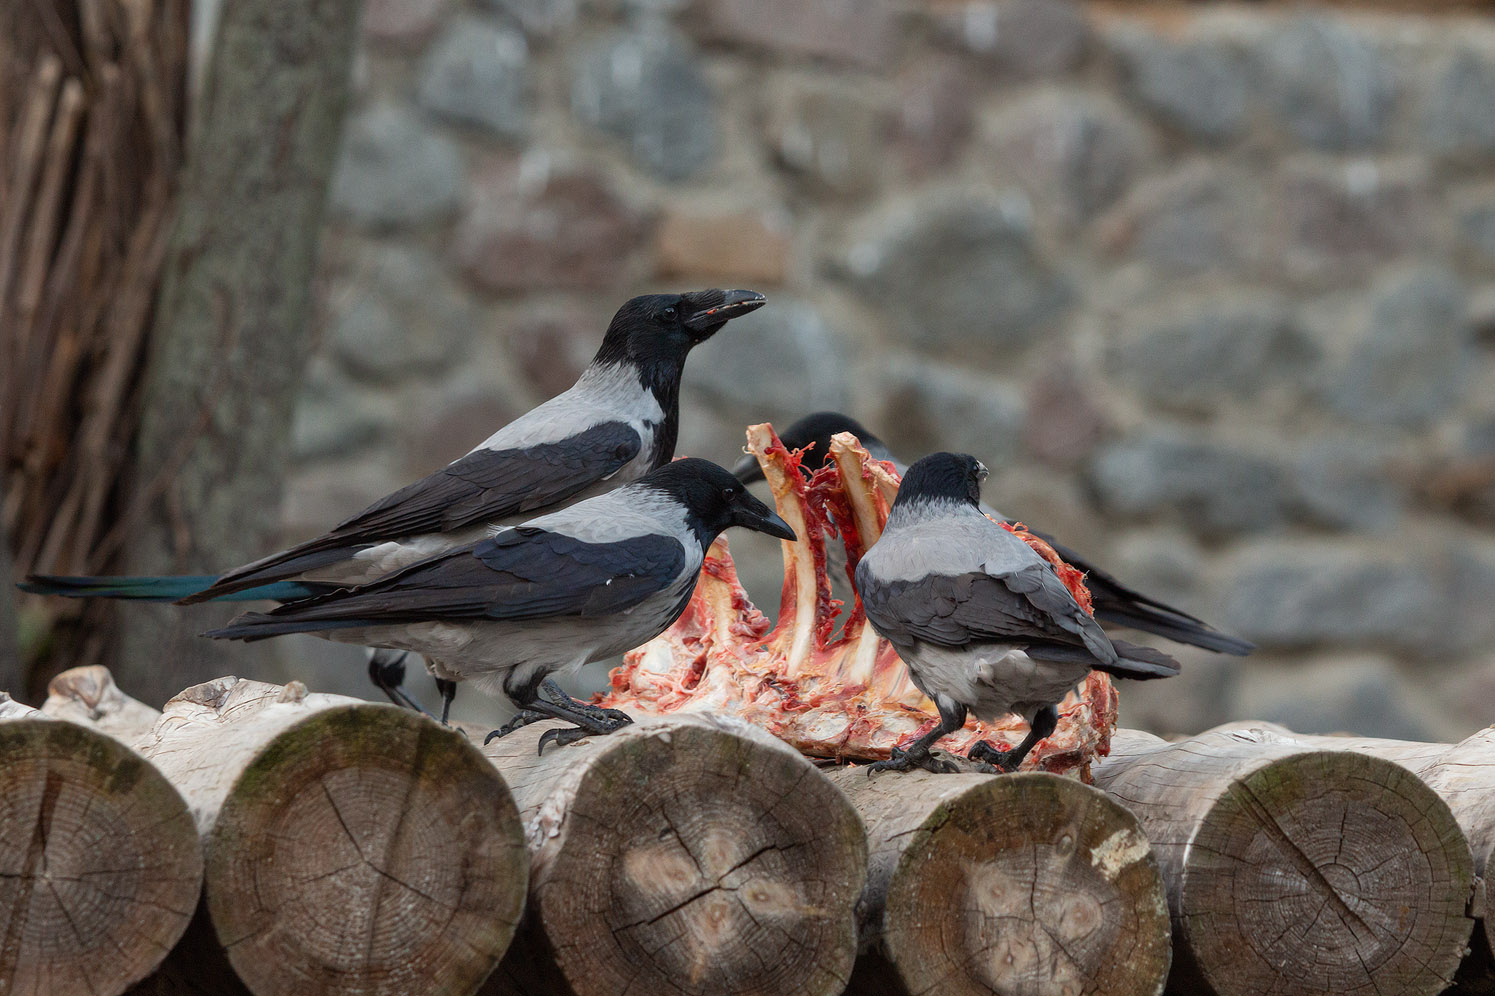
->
(751, 510, 797, 541)
(683, 289, 766, 334)
(733, 452, 767, 484)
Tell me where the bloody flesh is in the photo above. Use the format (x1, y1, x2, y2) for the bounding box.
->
(600, 424, 1118, 777)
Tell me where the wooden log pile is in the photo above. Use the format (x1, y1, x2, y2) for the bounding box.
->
(1, 667, 1493, 996)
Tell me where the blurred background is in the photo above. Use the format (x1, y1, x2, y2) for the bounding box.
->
(5, 0, 1495, 742)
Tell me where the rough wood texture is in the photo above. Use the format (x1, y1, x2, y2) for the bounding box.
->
(831, 768, 1170, 996)
(478, 714, 868, 996)
(117, 0, 359, 702)
(1207, 722, 1495, 971)
(136, 676, 527, 996)
(41, 665, 163, 744)
(1, 0, 187, 695)
(0, 692, 202, 996)
(1093, 729, 1475, 996)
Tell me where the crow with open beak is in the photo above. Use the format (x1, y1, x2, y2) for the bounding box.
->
(854, 452, 1180, 774)
(24, 289, 766, 718)
(735, 410, 1252, 657)
(205, 459, 795, 752)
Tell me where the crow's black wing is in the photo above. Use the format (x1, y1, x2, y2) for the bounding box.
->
(206, 528, 688, 639)
(191, 422, 643, 601)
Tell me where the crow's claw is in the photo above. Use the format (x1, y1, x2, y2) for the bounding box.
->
(969, 740, 1021, 773)
(537, 725, 595, 754)
(868, 745, 957, 775)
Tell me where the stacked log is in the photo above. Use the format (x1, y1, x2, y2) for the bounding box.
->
(1093, 728, 1475, 996)
(47, 669, 529, 996)
(0, 687, 200, 996)
(477, 714, 869, 996)
(1205, 723, 1495, 984)
(831, 768, 1171, 996)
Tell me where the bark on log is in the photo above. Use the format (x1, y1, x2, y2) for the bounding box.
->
(0, 690, 202, 996)
(1093, 729, 1475, 996)
(830, 768, 1170, 996)
(116, 0, 359, 702)
(41, 665, 164, 743)
(1205, 722, 1495, 976)
(477, 714, 868, 996)
(133, 676, 527, 996)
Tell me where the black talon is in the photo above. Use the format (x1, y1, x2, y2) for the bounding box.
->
(966, 704, 1059, 774)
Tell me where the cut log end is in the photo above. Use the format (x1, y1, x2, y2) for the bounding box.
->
(0, 717, 202, 996)
(1180, 750, 1473, 996)
(205, 705, 526, 996)
(836, 769, 1169, 996)
(488, 716, 867, 996)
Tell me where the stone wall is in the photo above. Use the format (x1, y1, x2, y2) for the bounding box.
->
(282, 0, 1495, 739)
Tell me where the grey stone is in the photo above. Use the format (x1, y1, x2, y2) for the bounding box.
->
(453, 161, 650, 293)
(1222, 544, 1442, 652)
(1258, 17, 1395, 150)
(290, 360, 388, 462)
(936, 0, 1089, 81)
(1276, 159, 1432, 279)
(364, 0, 447, 47)
(877, 359, 1027, 466)
(328, 245, 475, 384)
(480, 0, 576, 39)
(329, 104, 463, 229)
(694, 0, 898, 70)
(1098, 163, 1252, 273)
(1421, 49, 1495, 155)
(766, 79, 884, 198)
(1111, 27, 1249, 142)
(1114, 296, 1316, 413)
(417, 17, 529, 141)
(841, 190, 1073, 353)
(685, 299, 849, 419)
(1235, 657, 1438, 741)
(1322, 268, 1470, 427)
(1459, 200, 1495, 260)
(983, 90, 1157, 224)
(571, 29, 714, 181)
(1290, 437, 1404, 530)
(892, 60, 976, 176)
(1089, 434, 1290, 536)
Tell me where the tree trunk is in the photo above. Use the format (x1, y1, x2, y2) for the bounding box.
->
(0, 691, 202, 996)
(0, 521, 19, 696)
(830, 768, 1170, 996)
(134, 676, 527, 996)
(1092, 729, 1474, 996)
(116, 0, 360, 703)
(477, 714, 868, 996)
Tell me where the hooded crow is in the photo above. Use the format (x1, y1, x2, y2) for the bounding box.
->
(24, 288, 765, 713)
(205, 459, 795, 752)
(735, 411, 1252, 657)
(854, 452, 1180, 774)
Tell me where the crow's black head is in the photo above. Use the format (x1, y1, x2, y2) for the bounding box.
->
(641, 458, 796, 547)
(733, 411, 881, 483)
(894, 452, 987, 509)
(595, 289, 765, 372)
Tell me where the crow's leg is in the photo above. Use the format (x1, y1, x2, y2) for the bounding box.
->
(869, 699, 966, 774)
(968, 704, 1059, 773)
(367, 650, 437, 719)
(435, 678, 458, 726)
(484, 679, 633, 752)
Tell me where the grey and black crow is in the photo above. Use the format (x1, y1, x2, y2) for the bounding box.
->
(205, 459, 795, 752)
(734, 411, 1252, 656)
(24, 289, 765, 715)
(854, 452, 1180, 774)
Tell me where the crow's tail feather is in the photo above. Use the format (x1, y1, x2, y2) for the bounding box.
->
(19, 574, 325, 603)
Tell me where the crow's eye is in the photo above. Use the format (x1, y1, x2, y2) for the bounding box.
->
(723, 486, 737, 500)
(662, 306, 677, 321)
